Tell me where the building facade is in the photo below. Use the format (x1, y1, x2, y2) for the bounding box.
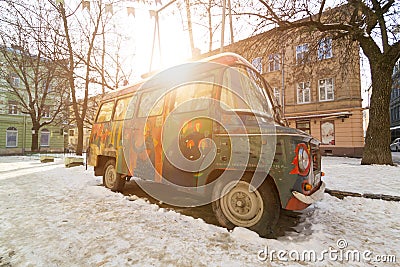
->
(0, 49, 68, 155)
(390, 59, 400, 141)
(67, 127, 91, 153)
(0, 89, 66, 155)
(203, 29, 364, 157)
(66, 96, 99, 153)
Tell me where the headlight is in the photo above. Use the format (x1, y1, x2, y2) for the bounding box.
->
(298, 146, 310, 172)
(289, 143, 311, 176)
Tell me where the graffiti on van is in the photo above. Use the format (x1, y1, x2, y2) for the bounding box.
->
(88, 53, 325, 237)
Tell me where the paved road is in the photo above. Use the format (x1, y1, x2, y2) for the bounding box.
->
(392, 151, 400, 164)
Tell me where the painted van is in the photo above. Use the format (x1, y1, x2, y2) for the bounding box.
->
(88, 53, 325, 236)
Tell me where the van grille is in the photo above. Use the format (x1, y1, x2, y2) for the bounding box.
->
(311, 143, 321, 172)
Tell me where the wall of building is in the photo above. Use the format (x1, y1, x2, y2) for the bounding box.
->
(286, 108, 364, 157)
(201, 28, 364, 157)
(390, 59, 400, 140)
(68, 127, 91, 152)
(0, 114, 65, 155)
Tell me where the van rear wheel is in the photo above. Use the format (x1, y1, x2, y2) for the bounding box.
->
(103, 159, 125, 192)
(212, 177, 280, 237)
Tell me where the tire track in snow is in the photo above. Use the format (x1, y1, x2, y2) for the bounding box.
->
(0, 162, 63, 181)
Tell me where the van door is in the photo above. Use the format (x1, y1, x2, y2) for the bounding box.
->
(162, 81, 215, 188)
(89, 101, 115, 165)
(124, 88, 165, 182)
(113, 95, 137, 176)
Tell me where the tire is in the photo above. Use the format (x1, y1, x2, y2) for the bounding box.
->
(103, 159, 126, 192)
(212, 175, 280, 237)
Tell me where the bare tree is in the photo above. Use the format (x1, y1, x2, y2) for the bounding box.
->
(48, 0, 110, 155)
(91, 17, 134, 92)
(238, 0, 400, 165)
(50, 0, 135, 155)
(0, 0, 69, 152)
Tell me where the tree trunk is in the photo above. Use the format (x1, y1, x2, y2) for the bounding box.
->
(76, 119, 84, 156)
(361, 62, 393, 165)
(31, 125, 40, 152)
(208, 1, 212, 52)
(184, 0, 195, 57)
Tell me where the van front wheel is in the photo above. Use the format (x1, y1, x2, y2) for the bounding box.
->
(103, 159, 125, 192)
(212, 178, 280, 237)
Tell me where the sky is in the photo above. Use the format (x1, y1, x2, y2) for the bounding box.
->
(63, 0, 372, 105)
(101, 0, 371, 106)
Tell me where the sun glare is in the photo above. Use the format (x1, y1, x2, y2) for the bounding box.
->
(68, 0, 196, 84)
(120, 6, 191, 80)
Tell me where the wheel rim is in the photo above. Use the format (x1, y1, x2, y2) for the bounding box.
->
(219, 181, 264, 227)
(105, 164, 116, 188)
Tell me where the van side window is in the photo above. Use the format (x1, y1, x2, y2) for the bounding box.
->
(220, 88, 248, 110)
(96, 101, 114, 123)
(125, 94, 138, 120)
(114, 96, 135, 121)
(173, 79, 214, 113)
(138, 89, 164, 117)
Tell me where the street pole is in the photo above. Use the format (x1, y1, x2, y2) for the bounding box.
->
(184, 0, 195, 57)
(220, 0, 226, 52)
(228, 0, 234, 44)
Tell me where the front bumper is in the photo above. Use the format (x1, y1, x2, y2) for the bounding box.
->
(292, 181, 326, 205)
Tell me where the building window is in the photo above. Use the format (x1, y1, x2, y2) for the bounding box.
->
(395, 106, 400, 121)
(69, 129, 75, 136)
(273, 88, 281, 105)
(319, 78, 334, 101)
(297, 82, 311, 104)
(9, 73, 20, 87)
(394, 59, 400, 75)
(296, 44, 309, 64)
(6, 127, 18, 147)
(395, 88, 400, 99)
(296, 120, 311, 134)
(321, 121, 335, 145)
(42, 105, 51, 118)
(8, 101, 18, 115)
(40, 128, 50, 147)
(42, 83, 52, 93)
(318, 38, 333, 60)
(251, 57, 262, 74)
(268, 54, 280, 72)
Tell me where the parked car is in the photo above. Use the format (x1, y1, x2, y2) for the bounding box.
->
(390, 138, 400, 152)
(88, 53, 325, 237)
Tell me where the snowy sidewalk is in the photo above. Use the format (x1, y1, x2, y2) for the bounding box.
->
(322, 157, 400, 197)
(0, 156, 399, 266)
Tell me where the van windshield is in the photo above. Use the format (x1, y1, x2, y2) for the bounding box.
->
(221, 66, 274, 118)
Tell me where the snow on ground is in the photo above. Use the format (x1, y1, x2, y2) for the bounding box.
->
(0, 156, 399, 266)
(323, 156, 400, 197)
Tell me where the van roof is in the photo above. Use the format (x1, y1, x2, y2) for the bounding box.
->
(100, 52, 251, 102)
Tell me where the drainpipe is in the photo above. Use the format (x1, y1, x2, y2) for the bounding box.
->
(22, 114, 26, 155)
(281, 48, 285, 115)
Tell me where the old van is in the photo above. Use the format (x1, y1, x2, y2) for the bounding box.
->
(88, 53, 325, 236)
